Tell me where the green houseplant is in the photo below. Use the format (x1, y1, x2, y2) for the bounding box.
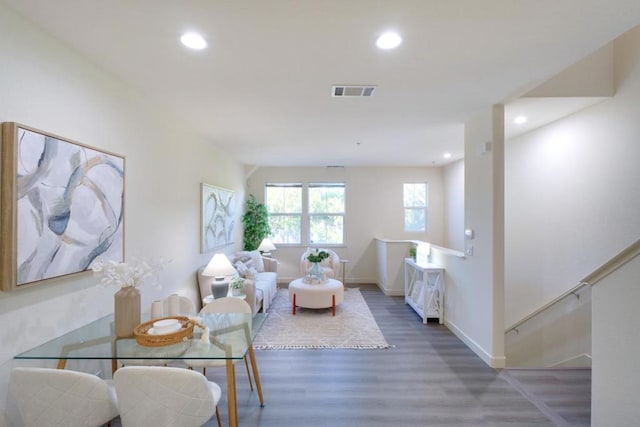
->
(242, 194, 271, 251)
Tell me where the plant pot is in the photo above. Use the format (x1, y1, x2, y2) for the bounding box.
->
(114, 286, 141, 338)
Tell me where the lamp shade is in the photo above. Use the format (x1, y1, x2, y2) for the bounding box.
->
(202, 253, 236, 280)
(257, 238, 277, 253)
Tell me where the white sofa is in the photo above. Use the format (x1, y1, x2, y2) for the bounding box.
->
(197, 251, 278, 316)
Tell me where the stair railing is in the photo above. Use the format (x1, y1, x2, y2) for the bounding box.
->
(506, 238, 640, 335)
(505, 281, 590, 334)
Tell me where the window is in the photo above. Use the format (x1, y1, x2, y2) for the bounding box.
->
(403, 183, 427, 232)
(265, 182, 345, 246)
(265, 184, 302, 244)
(309, 183, 345, 245)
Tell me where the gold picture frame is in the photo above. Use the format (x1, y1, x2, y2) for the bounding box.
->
(1, 122, 125, 290)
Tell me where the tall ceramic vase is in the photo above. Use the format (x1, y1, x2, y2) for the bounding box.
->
(114, 286, 141, 338)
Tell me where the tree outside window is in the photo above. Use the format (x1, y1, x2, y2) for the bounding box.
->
(309, 183, 345, 245)
(265, 184, 302, 244)
(404, 183, 427, 232)
(265, 182, 345, 246)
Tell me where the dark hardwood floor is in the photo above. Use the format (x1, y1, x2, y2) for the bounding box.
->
(110, 284, 590, 426)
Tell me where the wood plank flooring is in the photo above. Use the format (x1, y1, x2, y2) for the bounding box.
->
(110, 284, 589, 426)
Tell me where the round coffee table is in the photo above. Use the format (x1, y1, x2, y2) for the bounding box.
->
(288, 278, 344, 316)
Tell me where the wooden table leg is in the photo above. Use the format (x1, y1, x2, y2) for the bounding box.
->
(292, 293, 297, 315)
(226, 359, 238, 427)
(247, 345, 265, 407)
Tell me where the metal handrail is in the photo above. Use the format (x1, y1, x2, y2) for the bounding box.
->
(505, 238, 639, 334)
(505, 281, 590, 334)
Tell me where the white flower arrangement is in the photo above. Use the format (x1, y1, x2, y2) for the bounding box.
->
(91, 257, 169, 288)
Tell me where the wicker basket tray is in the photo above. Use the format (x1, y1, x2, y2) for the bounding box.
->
(134, 316, 194, 347)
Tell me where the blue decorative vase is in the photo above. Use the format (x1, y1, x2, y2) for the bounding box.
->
(309, 262, 323, 282)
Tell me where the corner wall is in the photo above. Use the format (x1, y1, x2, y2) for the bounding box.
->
(443, 159, 464, 251)
(436, 106, 505, 368)
(0, 5, 244, 423)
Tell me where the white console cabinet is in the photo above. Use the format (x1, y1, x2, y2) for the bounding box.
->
(404, 258, 444, 324)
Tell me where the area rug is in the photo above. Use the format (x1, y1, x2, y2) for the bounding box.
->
(252, 287, 390, 350)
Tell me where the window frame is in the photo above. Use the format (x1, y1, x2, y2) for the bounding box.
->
(265, 183, 303, 246)
(264, 182, 346, 247)
(308, 182, 346, 246)
(403, 182, 428, 233)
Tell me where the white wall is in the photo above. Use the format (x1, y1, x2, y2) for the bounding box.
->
(0, 6, 245, 424)
(443, 159, 464, 251)
(504, 25, 640, 328)
(434, 106, 506, 368)
(591, 251, 640, 425)
(246, 167, 444, 284)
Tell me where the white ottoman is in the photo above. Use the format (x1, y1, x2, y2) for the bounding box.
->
(288, 278, 344, 316)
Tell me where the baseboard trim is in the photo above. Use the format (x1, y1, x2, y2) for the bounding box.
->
(445, 318, 506, 368)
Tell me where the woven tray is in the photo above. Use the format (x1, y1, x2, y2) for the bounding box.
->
(134, 316, 194, 347)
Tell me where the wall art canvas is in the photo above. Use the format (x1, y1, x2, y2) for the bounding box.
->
(1, 123, 125, 290)
(201, 183, 235, 253)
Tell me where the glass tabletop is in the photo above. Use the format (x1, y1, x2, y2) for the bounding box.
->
(15, 312, 267, 361)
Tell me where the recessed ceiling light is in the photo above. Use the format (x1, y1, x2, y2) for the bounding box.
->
(376, 32, 402, 50)
(180, 32, 207, 50)
(443, 152, 452, 159)
(514, 115, 527, 125)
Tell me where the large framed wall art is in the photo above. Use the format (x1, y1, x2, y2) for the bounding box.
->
(1, 122, 125, 291)
(201, 183, 235, 253)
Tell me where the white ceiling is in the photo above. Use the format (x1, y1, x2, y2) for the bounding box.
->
(4, 0, 640, 167)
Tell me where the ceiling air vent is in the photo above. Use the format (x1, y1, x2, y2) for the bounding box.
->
(332, 85, 376, 97)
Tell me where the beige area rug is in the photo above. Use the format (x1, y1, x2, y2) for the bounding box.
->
(253, 287, 390, 350)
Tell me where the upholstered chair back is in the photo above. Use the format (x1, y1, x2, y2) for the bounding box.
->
(300, 248, 340, 279)
(113, 366, 221, 427)
(10, 367, 119, 427)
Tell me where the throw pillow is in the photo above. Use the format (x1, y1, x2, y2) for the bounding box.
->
(234, 261, 249, 278)
(248, 250, 265, 273)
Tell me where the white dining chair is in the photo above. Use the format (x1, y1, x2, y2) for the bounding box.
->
(187, 298, 254, 389)
(113, 366, 222, 427)
(10, 367, 119, 427)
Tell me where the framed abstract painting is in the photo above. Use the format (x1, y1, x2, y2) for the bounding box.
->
(201, 183, 235, 253)
(0, 122, 125, 290)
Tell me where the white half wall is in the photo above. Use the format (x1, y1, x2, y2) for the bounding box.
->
(591, 250, 640, 425)
(0, 5, 244, 424)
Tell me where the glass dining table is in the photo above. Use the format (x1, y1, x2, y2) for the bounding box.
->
(14, 311, 267, 427)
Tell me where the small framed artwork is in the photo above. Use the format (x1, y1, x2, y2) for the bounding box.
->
(0, 122, 125, 291)
(201, 183, 235, 253)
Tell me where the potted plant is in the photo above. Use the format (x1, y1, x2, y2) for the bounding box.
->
(242, 194, 271, 251)
(230, 277, 245, 296)
(409, 245, 417, 261)
(307, 249, 329, 281)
